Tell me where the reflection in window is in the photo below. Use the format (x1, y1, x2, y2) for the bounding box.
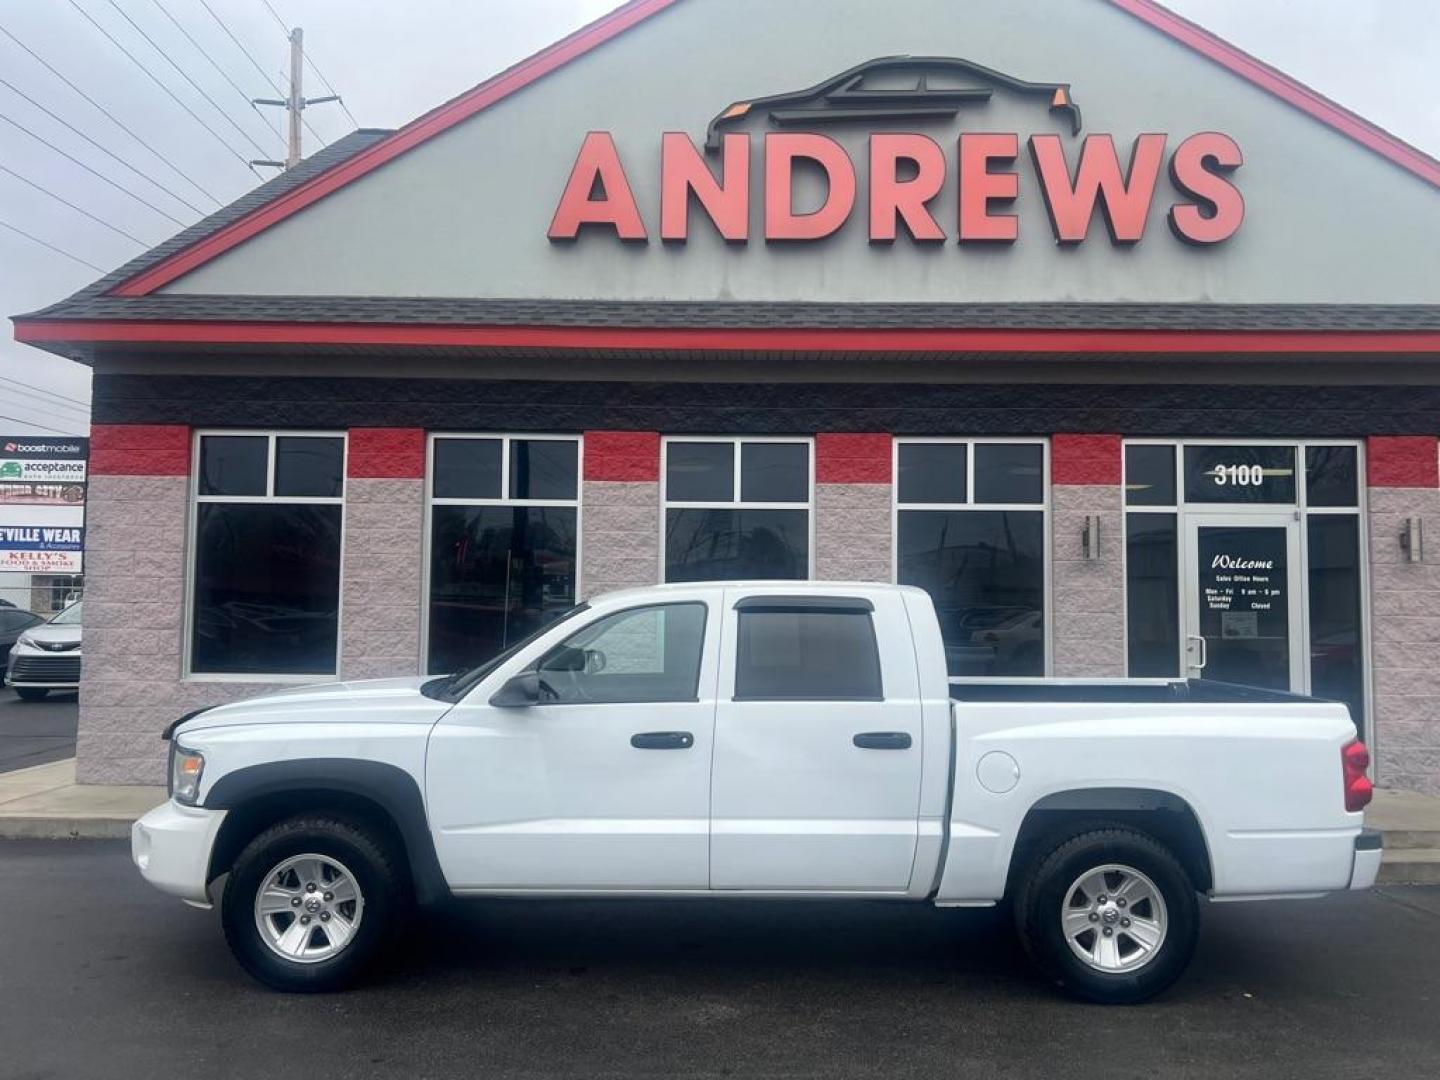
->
(192, 504, 342, 674)
(897, 510, 1045, 677)
(536, 603, 706, 704)
(427, 433, 580, 674)
(1125, 512, 1180, 677)
(1308, 514, 1365, 739)
(895, 440, 1047, 677)
(191, 433, 344, 675)
(663, 439, 811, 583)
(665, 508, 808, 581)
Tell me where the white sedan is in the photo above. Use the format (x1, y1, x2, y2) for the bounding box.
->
(6, 600, 82, 701)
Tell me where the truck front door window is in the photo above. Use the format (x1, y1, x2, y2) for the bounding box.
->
(535, 603, 707, 704)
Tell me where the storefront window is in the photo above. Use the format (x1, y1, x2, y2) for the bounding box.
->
(190, 432, 345, 675)
(1124, 441, 1367, 737)
(426, 435, 579, 674)
(1308, 513, 1366, 735)
(895, 440, 1047, 677)
(1125, 512, 1180, 677)
(1183, 444, 1297, 504)
(663, 438, 811, 582)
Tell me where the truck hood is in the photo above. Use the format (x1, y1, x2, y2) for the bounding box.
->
(174, 676, 452, 736)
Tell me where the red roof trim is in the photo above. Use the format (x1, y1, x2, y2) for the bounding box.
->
(110, 0, 680, 298)
(14, 319, 1440, 354)
(1107, 0, 1440, 191)
(102, 0, 1440, 299)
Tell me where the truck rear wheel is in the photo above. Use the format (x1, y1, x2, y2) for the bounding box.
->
(1014, 826, 1199, 1004)
(221, 814, 403, 992)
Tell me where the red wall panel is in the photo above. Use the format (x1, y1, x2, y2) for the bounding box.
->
(1367, 436, 1439, 488)
(347, 427, 426, 479)
(584, 431, 659, 482)
(88, 423, 189, 476)
(1052, 433, 1122, 485)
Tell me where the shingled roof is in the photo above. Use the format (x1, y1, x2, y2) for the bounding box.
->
(11, 0, 1440, 359)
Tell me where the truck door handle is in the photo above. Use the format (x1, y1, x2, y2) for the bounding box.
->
(853, 731, 912, 750)
(630, 731, 694, 750)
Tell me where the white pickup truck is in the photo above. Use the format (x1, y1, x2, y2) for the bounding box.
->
(133, 582, 1380, 1003)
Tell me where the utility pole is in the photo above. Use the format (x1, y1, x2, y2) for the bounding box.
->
(251, 28, 340, 170)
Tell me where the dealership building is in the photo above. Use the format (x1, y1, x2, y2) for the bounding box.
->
(13, 0, 1440, 791)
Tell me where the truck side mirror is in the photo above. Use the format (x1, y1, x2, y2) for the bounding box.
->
(489, 671, 541, 708)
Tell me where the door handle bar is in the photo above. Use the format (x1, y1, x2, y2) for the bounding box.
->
(1187, 633, 1207, 672)
(630, 731, 694, 750)
(853, 731, 913, 750)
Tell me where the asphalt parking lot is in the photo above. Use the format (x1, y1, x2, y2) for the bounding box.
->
(0, 688, 77, 773)
(1, 841, 1437, 1080)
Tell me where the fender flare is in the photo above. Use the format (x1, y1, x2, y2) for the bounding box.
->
(204, 758, 449, 905)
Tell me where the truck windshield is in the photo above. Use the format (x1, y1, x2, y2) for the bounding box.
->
(421, 604, 589, 703)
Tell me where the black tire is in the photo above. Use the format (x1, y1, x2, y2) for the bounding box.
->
(1014, 826, 1199, 1004)
(14, 687, 48, 701)
(221, 814, 405, 992)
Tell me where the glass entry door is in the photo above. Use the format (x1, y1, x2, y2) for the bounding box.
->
(1184, 513, 1304, 691)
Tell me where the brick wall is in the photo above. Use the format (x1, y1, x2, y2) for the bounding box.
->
(579, 432, 660, 599)
(1050, 435, 1125, 677)
(814, 434, 892, 582)
(340, 429, 425, 679)
(78, 428, 289, 785)
(1367, 436, 1440, 795)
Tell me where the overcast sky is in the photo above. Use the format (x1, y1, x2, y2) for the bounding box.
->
(2, 0, 1437, 437)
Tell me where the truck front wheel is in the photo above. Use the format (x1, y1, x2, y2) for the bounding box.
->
(221, 814, 404, 992)
(1014, 827, 1199, 1004)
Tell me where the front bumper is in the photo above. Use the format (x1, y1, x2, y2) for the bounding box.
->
(1349, 827, 1383, 890)
(5, 645, 81, 688)
(131, 800, 228, 908)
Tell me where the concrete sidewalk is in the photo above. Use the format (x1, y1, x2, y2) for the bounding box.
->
(0, 759, 1437, 882)
(0, 759, 163, 839)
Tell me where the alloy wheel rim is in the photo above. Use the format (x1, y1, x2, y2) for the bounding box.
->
(1061, 862, 1168, 974)
(253, 852, 364, 964)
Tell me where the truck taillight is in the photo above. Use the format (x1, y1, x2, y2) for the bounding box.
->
(1342, 740, 1373, 813)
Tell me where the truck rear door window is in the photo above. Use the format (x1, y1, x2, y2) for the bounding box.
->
(734, 609, 882, 701)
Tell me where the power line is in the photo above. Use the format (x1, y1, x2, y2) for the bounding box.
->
(0, 414, 74, 436)
(101, 0, 275, 160)
(0, 74, 207, 217)
(0, 376, 92, 410)
(65, 0, 258, 176)
(148, 0, 286, 148)
(0, 379, 92, 415)
(0, 108, 187, 227)
(0, 219, 106, 272)
(0, 391, 89, 428)
(0, 22, 223, 207)
(0, 162, 149, 247)
(198, 0, 325, 147)
(258, 0, 354, 131)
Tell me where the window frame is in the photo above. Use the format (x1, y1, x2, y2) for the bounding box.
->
(659, 435, 816, 583)
(890, 437, 1052, 679)
(184, 429, 348, 682)
(1120, 438, 1372, 744)
(421, 432, 584, 676)
(531, 600, 710, 705)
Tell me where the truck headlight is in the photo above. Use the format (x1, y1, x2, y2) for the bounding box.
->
(170, 745, 205, 805)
